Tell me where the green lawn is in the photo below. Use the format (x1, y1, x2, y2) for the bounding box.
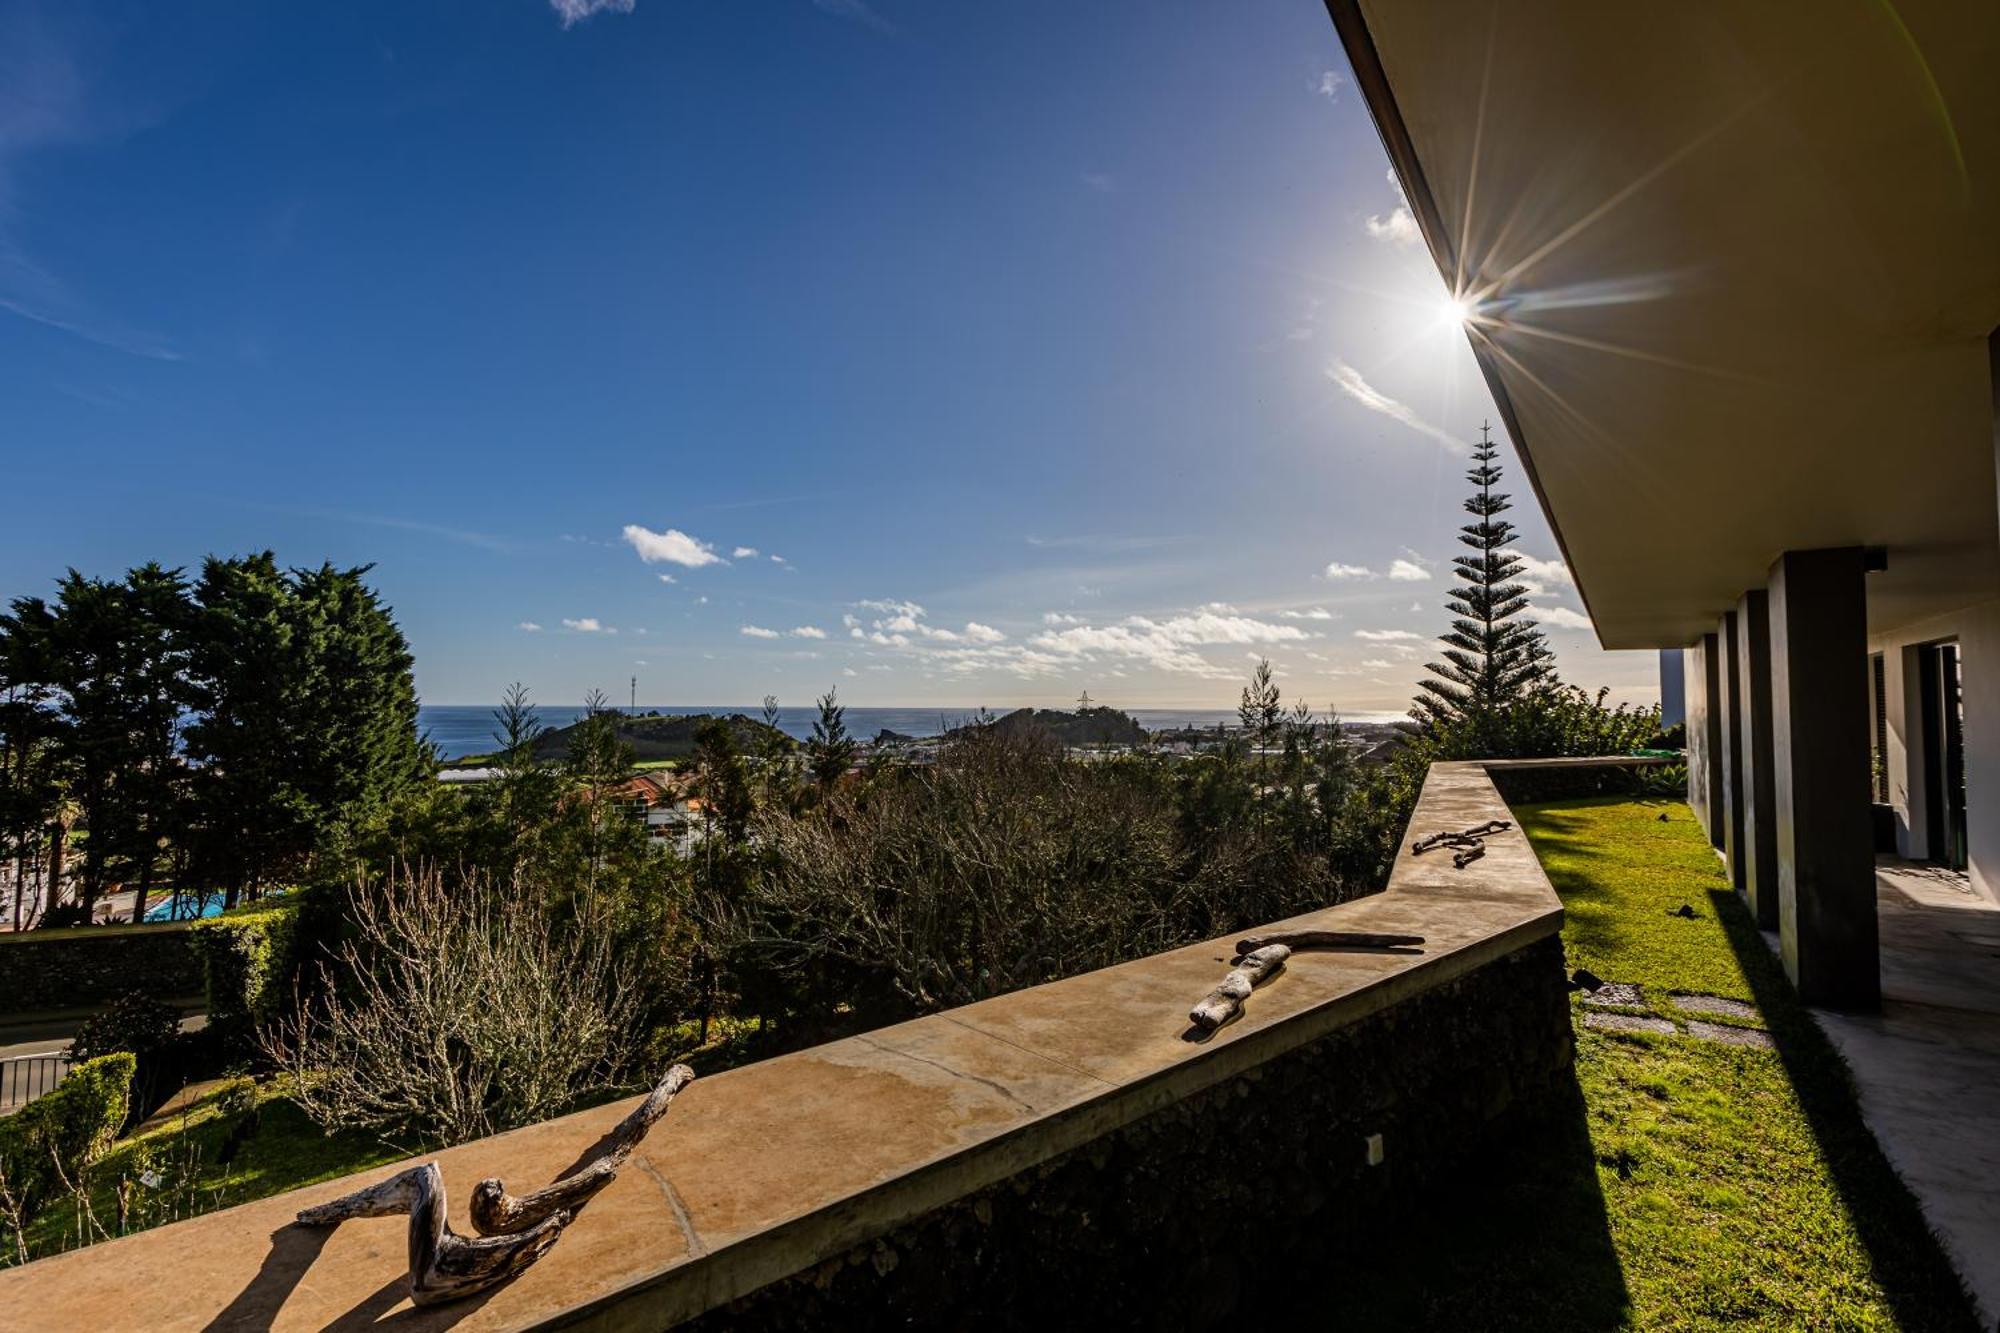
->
(1319, 796, 1978, 1331)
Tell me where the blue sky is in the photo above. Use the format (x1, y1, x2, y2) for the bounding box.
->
(0, 0, 1655, 714)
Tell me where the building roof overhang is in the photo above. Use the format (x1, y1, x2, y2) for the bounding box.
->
(1328, 1, 2000, 647)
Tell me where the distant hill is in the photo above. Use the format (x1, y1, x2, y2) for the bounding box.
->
(532, 711, 791, 762)
(952, 706, 1147, 747)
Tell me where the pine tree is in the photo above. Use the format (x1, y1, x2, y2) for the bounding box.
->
(807, 687, 856, 791)
(1414, 423, 1554, 740)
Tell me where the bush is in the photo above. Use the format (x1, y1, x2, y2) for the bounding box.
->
(0, 1053, 135, 1225)
(267, 868, 638, 1146)
(66, 993, 180, 1063)
(189, 901, 302, 1045)
(713, 727, 1361, 1033)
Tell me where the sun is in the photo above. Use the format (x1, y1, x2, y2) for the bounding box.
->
(1439, 292, 1475, 327)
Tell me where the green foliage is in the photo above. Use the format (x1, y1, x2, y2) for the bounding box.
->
(806, 687, 857, 791)
(67, 993, 181, 1062)
(0, 1053, 135, 1224)
(1414, 423, 1555, 740)
(183, 553, 426, 904)
(189, 901, 302, 1038)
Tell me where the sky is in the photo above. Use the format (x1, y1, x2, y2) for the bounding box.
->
(0, 0, 1659, 715)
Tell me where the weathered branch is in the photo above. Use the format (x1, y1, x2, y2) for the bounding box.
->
(470, 1064, 695, 1235)
(296, 1064, 697, 1307)
(297, 1161, 569, 1307)
(1188, 944, 1290, 1032)
(1234, 929, 1426, 954)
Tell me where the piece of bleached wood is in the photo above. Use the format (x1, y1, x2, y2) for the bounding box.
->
(1188, 944, 1291, 1031)
(296, 1160, 569, 1307)
(1234, 929, 1425, 954)
(469, 1064, 696, 1236)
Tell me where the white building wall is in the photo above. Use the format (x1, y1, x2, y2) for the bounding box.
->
(1871, 597, 2000, 905)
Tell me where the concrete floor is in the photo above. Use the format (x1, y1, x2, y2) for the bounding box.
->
(1809, 861, 2000, 1327)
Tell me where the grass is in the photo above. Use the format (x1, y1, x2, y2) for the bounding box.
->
(7, 1011, 779, 1267)
(1315, 795, 1978, 1331)
(13, 1077, 400, 1263)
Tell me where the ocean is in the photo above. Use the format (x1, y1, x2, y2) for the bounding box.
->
(417, 703, 1286, 761)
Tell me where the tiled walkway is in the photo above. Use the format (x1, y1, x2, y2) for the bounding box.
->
(1811, 862, 2000, 1326)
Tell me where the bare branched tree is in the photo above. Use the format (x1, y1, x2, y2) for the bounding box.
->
(267, 866, 639, 1146)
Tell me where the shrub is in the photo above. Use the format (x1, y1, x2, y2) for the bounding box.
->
(189, 901, 301, 1042)
(66, 993, 181, 1063)
(0, 1053, 135, 1224)
(266, 868, 638, 1146)
(714, 727, 1354, 1032)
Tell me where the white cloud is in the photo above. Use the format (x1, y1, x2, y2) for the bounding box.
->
(657, 573, 677, 584)
(622, 524, 724, 568)
(770, 553, 788, 564)
(562, 617, 605, 633)
(695, 595, 709, 605)
(740, 625, 780, 639)
(857, 598, 924, 619)
(1081, 172, 1115, 194)
(1536, 605, 1595, 631)
(517, 621, 543, 632)
(1325, 361, 1462, 450)
(1365, 169, 1420, 247)
(963, 622, 1006, 644)
(1514, 554, 1573, 594)
(1323, 562, 1376, 580)
(1408, 601, 1424, 612)
(549, 0, 635, 27)
(1365, 207, 1420, 246)
(1362, 658, 1394, 670)
(1280, 607, 1337, 621)
(1043, 611, 1083, 625)
(792, 626, 827, 639)
(1388, 558, 1431, 582)
(843, 667, 858, 677)
(732, 546, 759, 559)
(1354, 628, 1422, 642)
(1318, 70, 1346, 100)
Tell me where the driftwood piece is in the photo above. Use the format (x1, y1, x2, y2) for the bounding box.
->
(1412, 819, 1512, 868)
(1188, 944, 1291, 1032)
(296, 1063, 696, 1307)
(470, 1064, 696, 1235)
(296, 1161, 569, 1307)
(1235, 929, 1426, 954)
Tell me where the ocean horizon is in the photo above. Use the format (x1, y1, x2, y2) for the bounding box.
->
(418, 703, 1408, 761)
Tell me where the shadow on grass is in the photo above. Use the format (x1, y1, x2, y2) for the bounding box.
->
(1286, 1073, 1631, 1332)
(1706, 883, 1981, 1330)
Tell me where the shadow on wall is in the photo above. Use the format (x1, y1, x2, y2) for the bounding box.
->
(1281, 1072, 1629, 1332)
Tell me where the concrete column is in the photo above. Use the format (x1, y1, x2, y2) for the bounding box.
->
(1718, 610, 1747, 888)
(1688, 633, 1726, 849)
(1735, 589, 1779, 929)
(1769, 548, 1878, 1009)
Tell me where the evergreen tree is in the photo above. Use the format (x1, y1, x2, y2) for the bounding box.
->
(1238, 658, 1281, 756)
(806, 687, 856, 791)
(184, 554, 424, 904)
(103, 564, 196, 925)
(1414, 423, 1554, 741)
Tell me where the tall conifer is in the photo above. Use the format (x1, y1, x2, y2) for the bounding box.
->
(1414, 423, 1553, 738)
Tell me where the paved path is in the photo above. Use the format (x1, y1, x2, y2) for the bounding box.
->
(1810, 863, 2000, 1327)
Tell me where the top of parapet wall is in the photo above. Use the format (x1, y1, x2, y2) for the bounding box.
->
(1, 760, 1564, 1332)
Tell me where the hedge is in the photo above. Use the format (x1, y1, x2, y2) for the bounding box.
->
(0, 1052, 136, 1222)
(188, 901, 303, 1043)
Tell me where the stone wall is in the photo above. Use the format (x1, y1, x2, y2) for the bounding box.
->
(686, 935, 1571, 1331)
(0, 923, 203, 1013)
